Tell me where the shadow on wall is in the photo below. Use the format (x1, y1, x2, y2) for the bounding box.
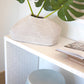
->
(60, 69, 76, 84)
(39, 58, 84, 84)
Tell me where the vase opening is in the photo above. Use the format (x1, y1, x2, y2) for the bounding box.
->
(31, 14, 44, 19)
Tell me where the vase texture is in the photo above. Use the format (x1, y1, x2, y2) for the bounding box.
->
(9, 15, 61, 46)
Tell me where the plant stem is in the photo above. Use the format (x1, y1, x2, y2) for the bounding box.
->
(27, 0, 34, 15)
(36, 0, 46, 17)
(44, 10, 57, 18)
(44, 6, 63, 18)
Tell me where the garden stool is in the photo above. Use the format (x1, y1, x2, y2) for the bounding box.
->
(25, 69, 65, 84)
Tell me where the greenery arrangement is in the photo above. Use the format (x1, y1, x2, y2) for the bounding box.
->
(17, 0, 84, 21)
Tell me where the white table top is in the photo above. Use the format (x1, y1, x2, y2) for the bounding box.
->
(4, 36, 84, 78)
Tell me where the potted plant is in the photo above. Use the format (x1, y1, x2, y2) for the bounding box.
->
(10, 0, 84, 46)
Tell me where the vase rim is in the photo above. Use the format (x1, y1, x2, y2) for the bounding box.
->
(31, 15, 44, 19)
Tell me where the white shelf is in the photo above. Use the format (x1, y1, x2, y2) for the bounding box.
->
(4, 36, 84, 78)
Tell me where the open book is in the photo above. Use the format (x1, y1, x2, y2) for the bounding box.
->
(56, 42, 84, 65)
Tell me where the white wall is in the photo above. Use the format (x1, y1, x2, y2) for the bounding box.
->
(63, 20, 84, 41)
(0, 0, 19, 71)
(57, 18, 84, 41)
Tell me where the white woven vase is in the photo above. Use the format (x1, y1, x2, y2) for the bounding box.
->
(9, 15, 61, 46)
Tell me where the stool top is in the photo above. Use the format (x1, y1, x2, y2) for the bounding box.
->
(28, 69, 65, 84)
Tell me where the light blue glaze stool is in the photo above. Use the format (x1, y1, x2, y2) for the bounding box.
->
(25, 69, 65, 84)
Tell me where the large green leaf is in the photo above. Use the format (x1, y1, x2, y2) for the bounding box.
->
(35, 0, 44, 7)
(75, 0, 84, 2)
(57, 0, 84, 21)
(51, 0, 67, 9)
(17, 0, 25, 3)
(35, 0, 55, 11)
(68, 7, 84, 17)
(71, 3, 84, 9)
(50, 0, 61, 10)
(43, 0, 55, 11)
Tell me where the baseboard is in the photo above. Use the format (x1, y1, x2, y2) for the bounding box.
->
(0, 71, 5, 84)
(0, 71, 5, 75)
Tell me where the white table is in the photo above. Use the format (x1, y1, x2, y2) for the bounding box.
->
(4, 36, 84, 84)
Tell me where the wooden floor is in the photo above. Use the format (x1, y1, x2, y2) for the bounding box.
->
(0, 71, 5, 84)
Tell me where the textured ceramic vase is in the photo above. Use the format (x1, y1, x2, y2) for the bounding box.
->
(9, 15, 61, 46)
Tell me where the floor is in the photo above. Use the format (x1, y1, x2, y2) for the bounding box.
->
(0, 71, 5, 84)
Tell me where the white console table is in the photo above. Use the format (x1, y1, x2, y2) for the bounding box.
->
(4, 36, 84, 84)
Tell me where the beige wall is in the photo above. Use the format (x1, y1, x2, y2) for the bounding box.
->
(0, 0, 19, 71)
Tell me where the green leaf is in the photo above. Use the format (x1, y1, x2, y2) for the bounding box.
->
(44, 0, 55, 11)
(58, 0, 67, 4)
(35, 0, 44, 7)
(35, 0, 55, 11)
(71, 3, 84, 9)
(17, 0, 25, 3)
(75, 0, 84, 2)
(58, 7, 75, 21)
(68, 7, 84, 17)
(65, 10, 75, 21)
(57, 0, 84, 21)
(50, 0, 61, 10)
(58, 8, 67, 21)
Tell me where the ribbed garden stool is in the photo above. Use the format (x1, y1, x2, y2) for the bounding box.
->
(25, 69, 65, 84)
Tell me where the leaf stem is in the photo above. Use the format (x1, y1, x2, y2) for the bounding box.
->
(27, 0, 34, 15)
(44, 10, 58, 18)
(36, 0, 46, 17)
(44, 6, 63, 18)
